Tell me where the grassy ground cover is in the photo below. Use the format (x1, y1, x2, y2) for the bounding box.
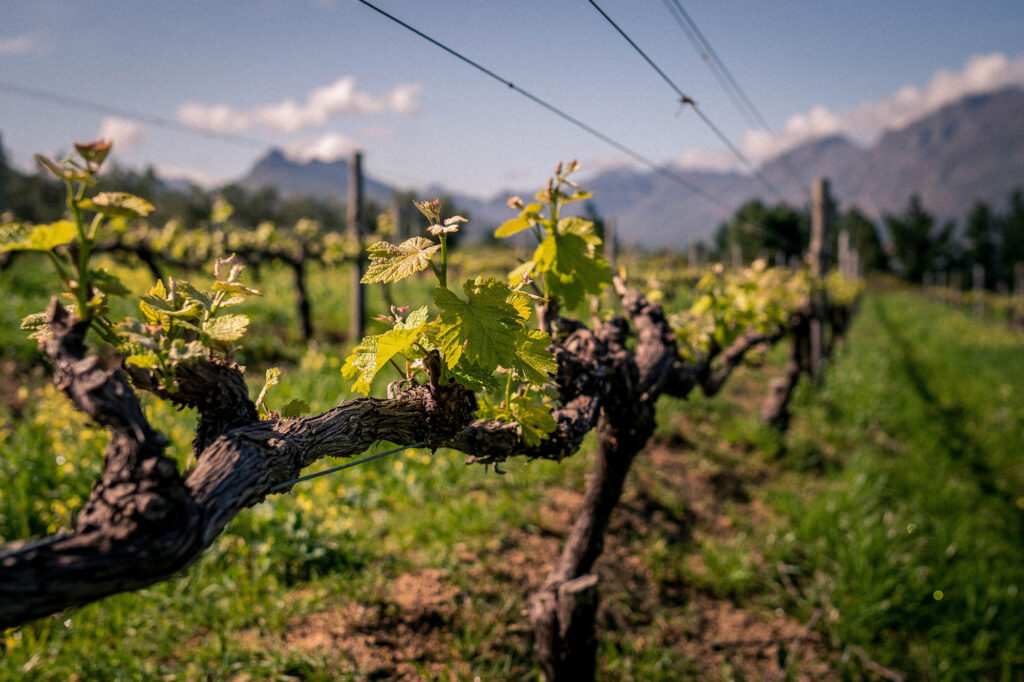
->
(767, 290, 1024, 679)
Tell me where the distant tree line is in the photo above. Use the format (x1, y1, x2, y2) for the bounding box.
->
(710, 188, 1024, 291)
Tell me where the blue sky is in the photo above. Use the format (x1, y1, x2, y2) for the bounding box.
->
(2, 1, 1024, 198)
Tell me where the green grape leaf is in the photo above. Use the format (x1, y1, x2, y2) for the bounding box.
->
(0, 220, 77, 253)
(203, 314, 250, 342)
(508, 394, 557, 446)
(510, 329, 556, 385)
(89, 268, 131, 296)
(507, 289, 535, 320)
(558, 216, 602, 246)
(433, 277, 520, 372)
(125, 352, 160, 369)
(342, 306, 428, 395)
(174, 280, 215, 311)
(168, 339, 207, 361)
(79, 192, 154, 219)
(561, 189, 593, 204)
(362, 237, 440, 284)
(475, 392, 556, 447)
(448, 360, 503, 393)
(279, 399, 311, 418)
(508, 260, 535, 288)
(495, 216, 532, 238)
(534, 232, 611, 308)
(140, 293, 201, 319)
(217, 295, 248, 308)
(211, 280, 261, 297)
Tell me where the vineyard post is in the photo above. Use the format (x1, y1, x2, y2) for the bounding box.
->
(347, 151, 366, 341)
(389, 201, 405, 241)
(838, 229, 850, 278)
(731, 242, 742, 269)
(972, 264, 985, 318)
(809, 177, 832, 384)
(604, 218, 617, 265)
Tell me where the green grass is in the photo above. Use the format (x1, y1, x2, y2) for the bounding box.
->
(766, 292, 1024, 680)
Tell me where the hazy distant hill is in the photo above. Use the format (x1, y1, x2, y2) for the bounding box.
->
(237, 87, 1024, 247)
(241, 149, 395, 206)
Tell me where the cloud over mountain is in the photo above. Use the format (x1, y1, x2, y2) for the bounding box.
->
(743, 52, 1024, 161)
(283, 132, 358, 163)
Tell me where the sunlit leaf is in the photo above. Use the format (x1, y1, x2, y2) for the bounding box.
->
(211, 280, 260, 296)
(495, 216, 532, 238)
(203, 314, 249, 342)
(125, 352, 160, 369)
(361, 237, 440, 284)
(342, 306, 428, 395)
(79, 192, 154, 219)
(168, 339, 206, 361)
(510, 328, 556, 385)
(0, 220, 77, 253)
(534, 232, 611, 308)
(508, 393, 557, 446)
(433, 277, 520, 372)
(174, 280, 215, 311)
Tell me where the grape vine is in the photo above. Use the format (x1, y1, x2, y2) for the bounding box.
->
(0, 143, 860, 682)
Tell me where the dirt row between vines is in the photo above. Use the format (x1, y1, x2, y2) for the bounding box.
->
(218, 406, 841, 681)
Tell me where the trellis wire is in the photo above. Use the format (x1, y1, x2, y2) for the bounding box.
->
(270, 442, 425, 491)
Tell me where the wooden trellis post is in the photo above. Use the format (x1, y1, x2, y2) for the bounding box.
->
(348, 151, 366, 342)
(808, 177, 831, 384)
(972, 264, 985, 318)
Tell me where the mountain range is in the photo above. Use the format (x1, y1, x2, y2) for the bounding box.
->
(238, 86, 1024, 247)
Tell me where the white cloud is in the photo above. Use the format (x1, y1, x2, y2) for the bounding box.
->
(283, 132, 357, 163)
(743, 52, 1024, 161)
(97, 117, 144, 150)
(154, 165, 220, 189)
(677, 148, 741, 173)
(0, 33, 40, 55)
(177, 76, 422, 134)
(177, 103, 250, 134)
